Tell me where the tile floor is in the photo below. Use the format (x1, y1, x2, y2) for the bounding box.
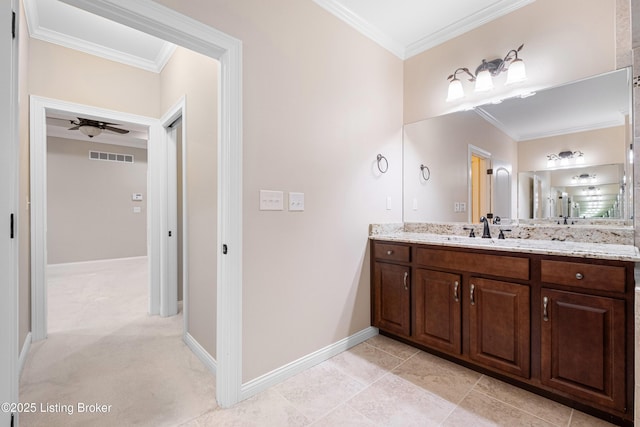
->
(20, 257, 617, 426)
(186, 334, 617, 426)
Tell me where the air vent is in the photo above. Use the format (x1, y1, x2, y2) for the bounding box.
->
(634, 75, 640, 88)
(89, 150, 134, 163)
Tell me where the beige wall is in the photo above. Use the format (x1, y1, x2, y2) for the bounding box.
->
(47, 138, 147, 264)
(28, 39, 160, 118)
(518, 126, 626, 172)
(153, 0, 404, 382)
(159, 47, 218, 358)
(18, 0, 31, 352)
(404, 0, 617, 124)
(404, 111, 517, 223)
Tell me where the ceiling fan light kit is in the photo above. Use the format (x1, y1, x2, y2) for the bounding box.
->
(68, 118, 130, 138)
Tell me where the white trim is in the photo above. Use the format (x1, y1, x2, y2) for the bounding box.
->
(18, 333, 32, 377)
(474, 107, 624, 142)
(312, 0, 405, 58)
(404, 0, 535, 59)
(160, 99, 185, 318)
(313, 0, 534, 60)
(468, 145, 492, 223)
(240, 327, 378, 400)
(59, 0, 244, 408)
(47, 256, 148, 269)
(22, 0, 176, 73)
(30, 96, 160, 341)
(184, 333, 217, 375)
(1, 0, 19, 420)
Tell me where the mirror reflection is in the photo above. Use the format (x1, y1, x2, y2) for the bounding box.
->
(403, 68, 632, 224)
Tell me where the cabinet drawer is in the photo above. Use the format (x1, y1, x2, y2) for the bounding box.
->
(374, 242, 410, 263)
(416, 248, 529, 280)
(541, 260, 625, 293)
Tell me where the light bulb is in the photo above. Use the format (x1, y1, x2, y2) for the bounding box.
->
(505, 58, 526, 85)
(446, 78, 464, 102)
(474, 70, 493, 92)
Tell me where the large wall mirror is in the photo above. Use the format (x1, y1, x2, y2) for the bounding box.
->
(403, 68, 633, 225)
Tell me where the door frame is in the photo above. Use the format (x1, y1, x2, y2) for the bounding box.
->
(1, 0, 19, 424)
(468, 144, 492, 223)
(160, 97, 186, 319)
(59, 0, 244, 407)
(30, 96, 162, 340)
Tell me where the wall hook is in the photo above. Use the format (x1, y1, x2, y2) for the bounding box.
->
(420, 164, 431, 181)
(376, 154, 388, 173)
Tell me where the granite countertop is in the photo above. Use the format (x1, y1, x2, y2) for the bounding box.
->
(370, 232, 640, 262)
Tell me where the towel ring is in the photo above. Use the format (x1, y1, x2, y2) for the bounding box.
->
(420, 164, 431, 181)
(376, 154, 388, 174)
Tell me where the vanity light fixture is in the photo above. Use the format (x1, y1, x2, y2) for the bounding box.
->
(546, 150, 584, 168)
(571, 173, 596, 184)
(446, 44, 526, 102)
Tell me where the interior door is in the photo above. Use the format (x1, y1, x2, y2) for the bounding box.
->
(163, 118, 180, 317)
(492, 159, 511, 220)
(1, 0, 19, 424)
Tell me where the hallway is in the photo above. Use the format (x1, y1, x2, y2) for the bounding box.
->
(19, 257, 217, 426)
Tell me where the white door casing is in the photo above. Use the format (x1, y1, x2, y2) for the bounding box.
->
(58, 0, 244, 407)
(1, 0, 19, 424)
(30, 97, 162, 341)
(161, 99, 185, 318)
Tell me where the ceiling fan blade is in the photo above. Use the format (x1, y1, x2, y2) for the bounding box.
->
(68, 125, 81, 130)
(103, 125, 130, 134)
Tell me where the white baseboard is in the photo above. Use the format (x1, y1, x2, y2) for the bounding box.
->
(184, 332, 217, 375)
(47, 255, 148, 269)
(240, 326, 379, 400)
(18, 332, 32, 377)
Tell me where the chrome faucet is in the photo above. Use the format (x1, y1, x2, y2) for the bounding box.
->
(480, 216, 491, 239)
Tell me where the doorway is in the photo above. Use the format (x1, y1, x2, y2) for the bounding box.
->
(469, 145, 491, 223)
(22, 0, 243, 407)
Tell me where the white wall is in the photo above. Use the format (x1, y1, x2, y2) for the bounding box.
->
(47, 137, 147, 264)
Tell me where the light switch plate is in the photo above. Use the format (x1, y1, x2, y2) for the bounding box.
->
(259, 190, 284, 211)
(133, 207, 141, 213)
(289, 192, 304, 211)
(132, 193, 143, 201)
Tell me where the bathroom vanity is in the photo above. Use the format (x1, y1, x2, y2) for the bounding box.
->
(370, 231, 639, 426)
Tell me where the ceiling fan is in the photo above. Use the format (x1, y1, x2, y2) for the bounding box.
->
(68, 117, 130, 138)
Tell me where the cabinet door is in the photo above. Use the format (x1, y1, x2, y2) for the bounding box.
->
(469, 277, 530, 378)
(413, 269, 462, 354)
(541, 289, 625, 411)
(373, 262, 410, 336)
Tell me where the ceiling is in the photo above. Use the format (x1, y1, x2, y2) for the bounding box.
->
(475, 69, 631, 141)
(23, 0, 175, 73)
(312, 0, 534, 59)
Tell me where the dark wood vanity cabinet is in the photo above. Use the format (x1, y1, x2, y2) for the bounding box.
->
(413, 268, 461, 354)
(371, 239, 635, 425)
(540, 258, 628, 413)
(468, 277, 530, 379)
(372, 243, 411, 337)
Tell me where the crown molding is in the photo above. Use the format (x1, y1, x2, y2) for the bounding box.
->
(23, 0, 175, 73)
(405, 0, 535, 58)
(313, 0, 535, 60)
(312, 0, 406, 59)
(475, 107, 625, 142)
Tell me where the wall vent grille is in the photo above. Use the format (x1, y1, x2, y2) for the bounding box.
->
(89, 151, 134, 164)
(633, 75, 640, 88)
